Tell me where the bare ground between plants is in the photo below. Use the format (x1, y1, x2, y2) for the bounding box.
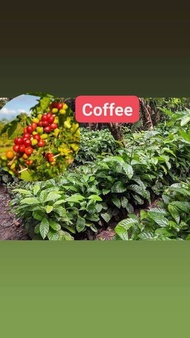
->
(0, 185, 29, 240)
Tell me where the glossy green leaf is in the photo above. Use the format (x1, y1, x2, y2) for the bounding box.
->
(40, 217, 49, 239)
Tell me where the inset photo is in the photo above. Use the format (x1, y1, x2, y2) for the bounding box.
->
(0, 94, 80, 181)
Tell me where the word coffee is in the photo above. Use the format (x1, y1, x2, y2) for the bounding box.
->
(75, 96, 139, 123)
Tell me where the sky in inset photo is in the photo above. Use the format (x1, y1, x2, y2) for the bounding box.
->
(0, 94, 40, 120)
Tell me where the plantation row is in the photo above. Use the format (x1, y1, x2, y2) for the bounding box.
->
(0, 103, 189, 240)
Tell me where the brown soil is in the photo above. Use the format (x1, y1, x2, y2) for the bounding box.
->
(0, 185, 29, 240)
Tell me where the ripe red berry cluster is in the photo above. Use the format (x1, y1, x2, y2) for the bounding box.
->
(13, 123, 46, 155)
(11, 103, 63, 166)
(44, 152, 56, 163)
(5, 100, 67, 173)
(36, 112, 58, 133)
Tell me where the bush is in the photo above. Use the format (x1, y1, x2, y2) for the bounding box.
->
(73, 128, 118, 165)
(114, 180, 190, 240)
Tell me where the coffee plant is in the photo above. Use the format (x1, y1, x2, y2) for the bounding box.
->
(114, 180, 190, 240)
(73, 128, 118, 165)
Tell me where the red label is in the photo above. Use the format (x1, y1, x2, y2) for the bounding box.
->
(75, 96, 139, 123)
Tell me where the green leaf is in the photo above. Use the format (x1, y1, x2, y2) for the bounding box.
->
(148, 212, 169, 227)
(148, 208, 168, 215)
(66, 194, 85, 203)
(47, 230, 61, 241)
(34, 224, 40, 234)
(20, 170, 33, 181)
(179, 221, 189, 230)
(155, 228, 173, 237)
(157, 155, 170, 163)
(179, 129, 190, 142)
(60, 230, 74, 241)
(32, 210, 44, 221)
(26, 116, 32, 125)
(8, 120, 18, 138)
(116, 218, 138, 229)
(87, 195, 102, 201)
(115, 225, 129, 240)
(49, 220, 61, 231)
(30, 205, 44, 212)
(12, 188, 32, 195)
(102, 189, 110, 195)
(111, 181, 126, 193)
(162, 194, 170, 204)
(40, 217, 49, 239)
(0, 122, 10, 135)
(180, 115, 190, 126)
(90, 224, 98, 233)
(2, 174, 10, 183)
(33, 184, 41, 195)
(54, 206, 67, 218)
(161, 148, 176, 157)
(168, 184, 182, 190)
(101, 212, 112, 223)
(132, 194, 144, 205)
(76, 216, 86, 232)
(62, 185, 77, 192)
(176, 188, 190, 197)
(62, 224, 76, 234)
(20, 197, 40, 205)
(95, 204, 103, 213)
(85, 214, 100, 222)
(45, 205, 53, 214)
(169, 221, 179, 230)
(138, 231, 156, 240)
(45, 192, 62, 203)
(140, 210, 147, 220)
(160, 165, 167, 174)
(86, 203, 96, 214)
(126, 203, 134, 213)
(168, 204, 180, 224)
(128, 214, 139, 221)
(53, 199, 66, 205)
(129, 183, 150, 201)
(103, 156, 124, 164)
(39, 190, 48, 203)
(122, 163, 134, 179)
(165, 161, 171, 170)
(112, 196, 121, 208)
(151, 157, 158, 165)
(115, 218, 139, 240)
(170, 201, 190, 213)
(40, 96, 51, 110)
(121, 197, 128, 208)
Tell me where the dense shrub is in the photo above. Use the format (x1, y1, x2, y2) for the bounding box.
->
(73, 128, 118, 165)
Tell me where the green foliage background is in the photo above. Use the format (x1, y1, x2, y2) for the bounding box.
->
(2, 97, 190, 240)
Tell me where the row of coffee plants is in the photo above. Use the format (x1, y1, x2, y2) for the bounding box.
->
(114, 180, 190, 240)
(7, 106, 190, 240)
(114, 107, 190, 240)
(73, 128, 118, 165)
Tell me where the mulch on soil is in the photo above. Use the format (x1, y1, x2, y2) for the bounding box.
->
(0, 185, 28, 240)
